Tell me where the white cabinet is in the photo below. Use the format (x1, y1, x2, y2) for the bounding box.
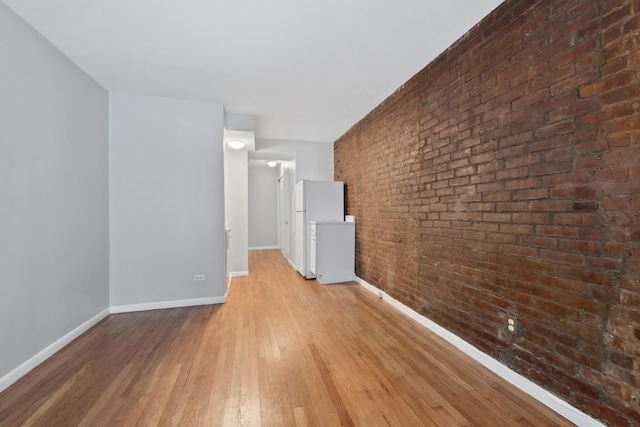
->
(309, 221, 355, 284)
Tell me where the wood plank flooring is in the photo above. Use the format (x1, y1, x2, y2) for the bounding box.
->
(0, 250, 575, 426)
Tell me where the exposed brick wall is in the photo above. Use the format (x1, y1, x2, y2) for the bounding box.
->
(334, 0, 640, 425)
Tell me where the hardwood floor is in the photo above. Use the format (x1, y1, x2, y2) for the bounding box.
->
(0, 250, 574, 426)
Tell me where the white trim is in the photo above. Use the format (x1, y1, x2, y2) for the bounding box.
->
(0, 308, 110, 394)
(249, 246, 279, 251)
(355, 277, 605, 427)
(230, 271, 249, 277)
(110, 296, 226, 314)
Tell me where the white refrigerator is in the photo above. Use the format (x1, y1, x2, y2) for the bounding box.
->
(293, 180, 344, 278)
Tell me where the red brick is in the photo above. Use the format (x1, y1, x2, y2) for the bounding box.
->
(530, 63, 575, 93)
(560, 266, 614, 286)
(504, 244, 538, 259)
(513, 188, 549, 200)
(487, 233, 517, 244)
(574, 156, 600, 171)
(537, 299, 581, 320)
(560, 239, 603, 255)
(496, 202, 528, 212)
(529, 134, 572, 153)
(553, 291, 606, 314)
(530, 160, 573, 176)
(512, 213, 550, 224)
(539, 273, 585, 294)
(601, 85, 640, 108)
(579, 81, 605, 98)
(550, 184, 598, 199)
(529, 200, 573, 212)
(587, 256, 622, 272)
(334, 1, 640, 425)
(496, 167, 529, 180)
(534, 120, 576, 138)
(520, 258, 558, 275)
(620, 290, 640, 307)
(505, 175, 541, 190)
(507, 225, 544, 240)
(537, 225, 580, 237)
(520, 235, 558, 249)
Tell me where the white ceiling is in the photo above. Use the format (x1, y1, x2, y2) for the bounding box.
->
(3, 0, 504, 142)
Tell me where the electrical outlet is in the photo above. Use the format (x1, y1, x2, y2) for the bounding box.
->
(506, 315, 518, 336)
(194, 274, 205, 282)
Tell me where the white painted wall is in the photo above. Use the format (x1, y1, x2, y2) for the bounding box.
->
(295, 144, 334, 183)
(109, 93, 226, 306)
(0, 3, 109, 379)
(224, 148, 249, 274)
(248, 166, 279, 248)
(255, 139, 334, 186)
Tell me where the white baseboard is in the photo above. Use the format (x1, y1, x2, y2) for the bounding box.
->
(230, 271, 249, 277)
(0, 308, 110, 394)
(355, 277, 605, 427)
(249, 246, 279, 251)
(110, 296, 226, 314)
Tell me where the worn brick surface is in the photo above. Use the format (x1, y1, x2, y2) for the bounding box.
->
(334, 0, 640, 425)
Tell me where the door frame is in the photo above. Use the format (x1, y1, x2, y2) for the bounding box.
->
(277, 169, 290, 259)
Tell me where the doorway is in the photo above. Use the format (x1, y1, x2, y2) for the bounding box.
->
(277, 170, 290, 260)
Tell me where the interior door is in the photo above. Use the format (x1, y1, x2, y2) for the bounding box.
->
(277, 170, 290, 259)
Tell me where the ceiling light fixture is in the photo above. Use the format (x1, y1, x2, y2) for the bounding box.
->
(267, 161, 278, 167)
(227, 138, 246, 149)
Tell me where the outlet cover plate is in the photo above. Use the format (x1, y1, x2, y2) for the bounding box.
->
(506, 316, 518, 336)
